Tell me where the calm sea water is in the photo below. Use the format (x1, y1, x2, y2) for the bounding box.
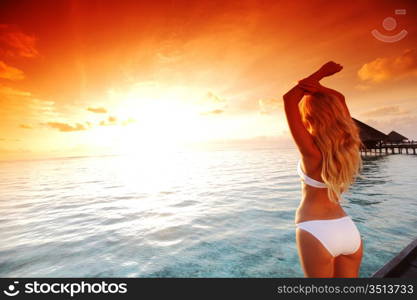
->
(0, 146, 416, 277)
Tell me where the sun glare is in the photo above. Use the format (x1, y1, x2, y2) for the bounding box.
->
(89, 83, 231, 157)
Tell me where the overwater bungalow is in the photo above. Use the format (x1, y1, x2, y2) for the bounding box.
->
(352, 118, 388, 149)
(352, 118, 417, 155)
(387, 131, 409, 144)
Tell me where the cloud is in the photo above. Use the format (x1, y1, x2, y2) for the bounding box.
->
(205, 91, 226, 103)
(87, 106, 107, 114)
(0, 85, 57, 123)
(362, 106, 410, 117)
(0, 84, 31, 97)
(0, 24, 39, 58)
(44, 122, 89, 132)
(99, 116, 118, 126)
(358, 49, 417, 83)
(0, 61, 25, 80)
(156, 39, 185, 64)
(19, 124, 33, 129)
(200, 109, 224, 116)
(196, 91, 228, 115)
(258, 97, 282, 115)
(121, 118, 136, 126)
(196, 91, 228, 107)
(98, 115, 134, 126)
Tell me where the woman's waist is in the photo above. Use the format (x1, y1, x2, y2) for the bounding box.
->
(299, 188, 345, 206)
(295, 200, 347, 224)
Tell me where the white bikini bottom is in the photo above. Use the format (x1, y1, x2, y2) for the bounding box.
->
(296, 216, 361, 257)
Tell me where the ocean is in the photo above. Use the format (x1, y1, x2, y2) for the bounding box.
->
(0, 146, 416, 277)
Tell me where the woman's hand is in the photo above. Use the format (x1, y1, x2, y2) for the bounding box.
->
(316, 61, 343, 78)
(297, 61, 343, 94)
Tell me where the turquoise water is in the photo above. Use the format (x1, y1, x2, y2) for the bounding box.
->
(0, 146, 416, 277)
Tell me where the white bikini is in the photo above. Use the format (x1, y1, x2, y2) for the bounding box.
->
(296, 160, 361, 257)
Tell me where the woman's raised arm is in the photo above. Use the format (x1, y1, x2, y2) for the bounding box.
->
(283, 84, 320, 158)
(282, 61, 343, 157)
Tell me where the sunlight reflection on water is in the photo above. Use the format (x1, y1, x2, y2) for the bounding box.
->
(0, 147, 416, 277)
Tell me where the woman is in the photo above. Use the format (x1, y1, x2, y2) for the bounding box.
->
(283, 61, 363, 277)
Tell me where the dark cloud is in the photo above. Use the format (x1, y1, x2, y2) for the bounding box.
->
(0, 60, 25, 80)
(0, 24, 39, 58)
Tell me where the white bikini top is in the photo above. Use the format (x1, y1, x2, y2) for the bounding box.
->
(297, 160, 327, 188)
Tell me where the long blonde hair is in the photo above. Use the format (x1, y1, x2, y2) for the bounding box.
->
(299, 92, 363, 203)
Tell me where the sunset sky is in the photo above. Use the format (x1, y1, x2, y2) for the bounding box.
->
(1, 0, 417, 160)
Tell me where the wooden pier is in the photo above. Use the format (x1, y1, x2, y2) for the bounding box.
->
(372, 238, 417, 278)
(360, 141, 417, 156)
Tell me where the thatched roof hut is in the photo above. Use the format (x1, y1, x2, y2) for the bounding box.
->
(352, 118, 388, 148)
(387, 131, 408, 143)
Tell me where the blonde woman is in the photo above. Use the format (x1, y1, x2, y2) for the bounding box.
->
(283, 61, 363, 277)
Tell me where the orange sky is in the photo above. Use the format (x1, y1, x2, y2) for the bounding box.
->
(1, 0, 417, 160)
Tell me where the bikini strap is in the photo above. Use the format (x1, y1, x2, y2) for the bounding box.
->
(297, 160, 327, 188)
